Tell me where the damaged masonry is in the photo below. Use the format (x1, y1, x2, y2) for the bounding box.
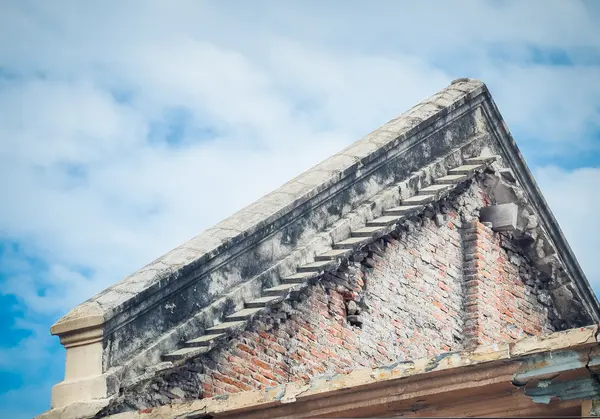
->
(39, 79, 600, 418)
(47, 326, 600, 418)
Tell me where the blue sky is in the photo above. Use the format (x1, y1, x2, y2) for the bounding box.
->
(1, 1, 599, 418)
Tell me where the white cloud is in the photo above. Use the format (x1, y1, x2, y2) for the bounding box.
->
(536, 166, 600, 292)
(477, 65, 600, 150)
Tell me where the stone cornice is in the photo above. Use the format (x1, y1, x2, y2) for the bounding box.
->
(51, 79, 489, 337)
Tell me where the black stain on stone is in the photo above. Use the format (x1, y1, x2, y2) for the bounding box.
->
(424, 352, 458, 372)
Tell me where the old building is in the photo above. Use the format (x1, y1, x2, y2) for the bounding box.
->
(39, 79, 600, 419)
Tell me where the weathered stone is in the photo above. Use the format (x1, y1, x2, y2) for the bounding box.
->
(480, 203, 519, 231)
(498, 168, 516, 183)
(347, 300, 359, 315)
(434, 214, 445, 227)
(448, 164, 484, 175)
(41, 78, 600, 419)
(402, 195, 436, 205)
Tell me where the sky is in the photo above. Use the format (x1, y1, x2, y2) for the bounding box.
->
(0, 1, 599, 418)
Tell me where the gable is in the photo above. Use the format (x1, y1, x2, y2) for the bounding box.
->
(43, 78, 600, 418)
(97, 164, 580, 413)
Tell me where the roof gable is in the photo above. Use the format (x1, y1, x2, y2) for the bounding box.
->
(45, 78, 600, 417)
(101, 156, 590, 408)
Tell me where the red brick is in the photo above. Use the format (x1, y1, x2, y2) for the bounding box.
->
(258, 331, 275, 341)
(237, 343, 255, 355)
(251, 357, 270, 370)
(189, 187, 552, 404)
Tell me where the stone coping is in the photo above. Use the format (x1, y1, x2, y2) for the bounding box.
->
(51, 79, 487, 336)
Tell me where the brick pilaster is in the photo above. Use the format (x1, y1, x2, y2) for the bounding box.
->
(461, 219, 549, 349)
(462, 220, 494, 349)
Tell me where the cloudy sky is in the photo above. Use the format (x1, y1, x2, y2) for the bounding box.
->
(1, 1, 599, 417)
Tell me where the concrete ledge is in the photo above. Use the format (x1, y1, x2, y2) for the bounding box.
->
(51, 374, 111, 409)
(37, 399, 112, 419)
(51, 302, 105, 336)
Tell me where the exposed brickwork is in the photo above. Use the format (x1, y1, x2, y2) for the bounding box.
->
(104, 180, 560, 412)
(196, 210, 467, 399)
(462, 221, 553, 348)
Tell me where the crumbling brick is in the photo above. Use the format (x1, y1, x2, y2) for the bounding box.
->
(105, 180, 562, 414)
(462, 220, 553, 348)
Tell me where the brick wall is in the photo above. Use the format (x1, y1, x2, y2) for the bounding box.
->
(115, 182, 557, 409)
(462, 221, 553, 347)
(197, 202, 555, 399)
(200, 209, 469, 398)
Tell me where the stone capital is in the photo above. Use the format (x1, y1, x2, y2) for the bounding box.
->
(49, 305, 115, 411)
(50, 301, 105, 336)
